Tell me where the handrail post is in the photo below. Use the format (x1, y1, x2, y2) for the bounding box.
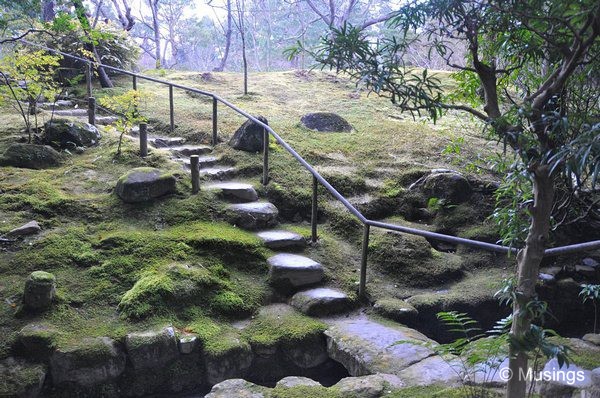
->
(262, 125, 269, 185)
(212, 96, 218, 146)
(88, 97, 96, 126)
(169, 84, 174, 133)
(86, 62, 93, 98)
(139, 123, 148, 157)
(359, 224, 370, 299)
(190, 155, 200, 194)
(132, 75, 137, 90)
(311, 175, 318, 243)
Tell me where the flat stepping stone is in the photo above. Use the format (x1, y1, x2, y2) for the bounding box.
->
(182, 155, 219, 169)
(94, 116, 119, 125)
(200, 166, 237, 180)
(48, 109, 88, 117)
(290, 287, 351, 316)
(228, 202, 278, 230)
(325, 315, 460, 386)
(169, 145, 212, 156)
(205, 182, 258, 202)
(149, 137, 186, 148)
(267, 253, 324, 289)
(257, 230, 306, 250)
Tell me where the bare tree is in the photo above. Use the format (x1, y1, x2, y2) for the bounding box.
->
(109, 0, 135, 30)
(209, 0, 233, 71)
(232, 0, 248, 94)
(41, 0, 55, 22)
(299, 0, 394, 30)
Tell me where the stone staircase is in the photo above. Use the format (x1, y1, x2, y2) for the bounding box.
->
(150, 136, 353, 317)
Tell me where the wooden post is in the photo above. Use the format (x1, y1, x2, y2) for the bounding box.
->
(212, 96, 218, 146)
(86, 62, 93, 98)
(169, 85, 174, 133)
(190, 155, 200, 194)
(139, 123, 148, 157)
(311, 175, 318, 243)
(88, 97, 96, 126)
(262, 125, 269, 186)
(132, 75, 137, 90)
(359, 224, 370, 299)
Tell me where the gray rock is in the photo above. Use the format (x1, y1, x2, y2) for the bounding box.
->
(228, 202, 279, 230)
(50, 337, 126, 386)
(150, 137, 185, 147)
(540, 266, 563, 277)
(267, 253, 324, 289)
(421, 172, 472, 204)
(18, 323, 59, 362)
(539, 358, 592, 396)
(205, 182, 259, 202)
(300, 112, 353, 132)
(182, 155, 219, 169)
(539, 273, 556, 283)
(95, 116, 119, 125)
(324, 314, 435, 377)
(257, 230, 306, 250)
(44, 119, 101, 148)
(583, 258, 599, 268)
(5, 221, 41, 237)
(373, 298, 419, 324)
(49, 109, 88, 117)
(203, 339, 253, 385)
(0, 143, 63, 169)
(583, 334, 600, 346)
(275, 376, 320, 388)
(22, 271, 56, 311)
(576, 264, 597, 278)
(0, 357, 46, 398)
(282, 332, 329, 369)
(38, 100, 73, 109)
(178, 334, 198, 354)
(229, 116, 268, 152)
(125, 327, 179, 369)
(290, 288, 352, 316)
(334, 374, 404, 398)
(398, 355, 461, 386)
(205, 379, 266, 398)
(115, 167, 177, 203)
(200, 166, 238, 180)
(169, 145, 212, 157)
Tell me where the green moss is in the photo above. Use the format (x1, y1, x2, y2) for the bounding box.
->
(56, 337, 116, 367)
(242, 305, 326, 348)
(320, 172, 367, 197)
(458, 221, 500, 244)
(386, 386, 502, 398)
(269, 385, 341, 398)
(549, 337, 600, 369)
(29, 271, 56, 283)
(434, 203, 480, 234)
(186, 317, 246, 356)
(210, 291, 245, 315)
(0, 360, 46, 396)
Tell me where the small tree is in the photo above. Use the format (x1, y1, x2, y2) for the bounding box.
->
(580, 284, 600, 334)
(298, 1, 600, 397)
(98, 89, 146, 157)
(0, 49, 61, 142)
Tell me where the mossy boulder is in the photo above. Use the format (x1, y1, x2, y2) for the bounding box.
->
(115, 167, 177, 203)
(373, 298, 419, 325)
(50, 337, 126, 387)
(0, 143, 63, 169)
(17, 323, 60, 362)
(229, 115, 268, 152)
(203, 332, 253, 385)
(420, 172, 472, 205)
(0, 357, 46, 398)
(300, 112, 353, 132)
(22, 271, 56, 311)
(44, 119, 101, 148)
(124, 327, 179, 370)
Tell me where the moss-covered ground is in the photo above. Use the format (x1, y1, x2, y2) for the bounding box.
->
(0, 69, 520, 367)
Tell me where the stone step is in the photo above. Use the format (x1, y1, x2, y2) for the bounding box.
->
(256, 230, 306, 250)
(200, 166, 237, 180)
(290, 287, 351, 316)
(94, 116, 119, 125)
(149, 137, 186, 148)
(37, 100, 74, 109)
(227, 202, 278, 230)
(325, 314, 461, 386)
(48, 109, 88, 117)
(169, 145, 212, 157)
(204, 182, 258, 202)
(267, 253, 324, 289)
(181, 155, 220, 170)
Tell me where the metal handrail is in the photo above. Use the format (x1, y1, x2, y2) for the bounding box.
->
(14, 39, 600, 298)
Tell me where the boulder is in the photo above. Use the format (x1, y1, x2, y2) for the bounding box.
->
(50, 337, 126, 386)
(421, 171, 472, 204)
(300, 112, 353, 132)
(228, 116, 269, 152)
(0, 143, 62, 169)
(203, 338, 253, 385)
(397, 355, 461, 386)
(205, 379, 266, 398)
(275, 376, 320, 388)
(124, 327, 179, 370)
(290, 288, 352, 316)
(583, 334, 600, 346)
(256, 230, 306, 250)
(178, 334, 198, 354)
(0, 357, 46, 398)
(373, 298, 419, 324)
(18, 323, 60, 362)
(5, 221, 41, 237)
(334, 374, 404, 398)
(228, 202, 279, 230)
(281, 333, 329, 369)
(115, 167, 177, 203)
(22, 271, 56, 311)
(44, 119, 101, 148)
(583, 258, 599, 268)
(205, 182, 259, 202)
(267, 253, 324, 289)
(538, 358, 593, 397)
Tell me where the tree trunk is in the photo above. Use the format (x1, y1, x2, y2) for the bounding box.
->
(506, 164, 554, 398)
(214, 0, 232, 72)
(242, 34, 248, 95)
(148, 0, 162, 69)
(42, 0, 55, 22)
